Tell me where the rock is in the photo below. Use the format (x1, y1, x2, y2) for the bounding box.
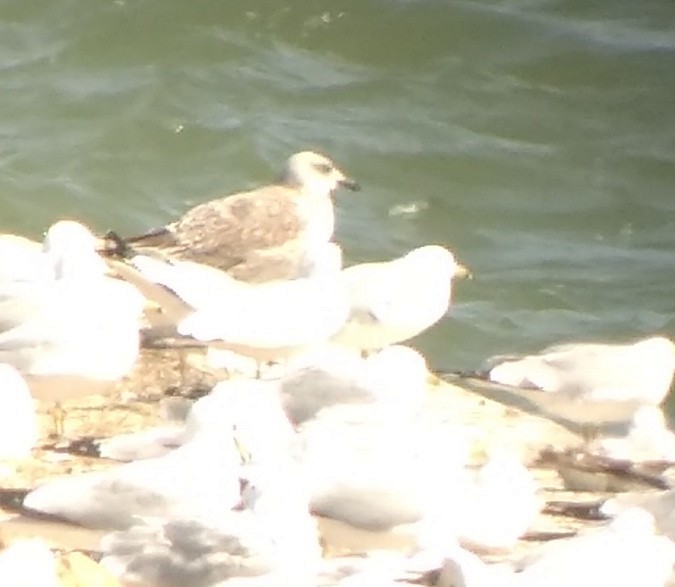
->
(56, 551, 122, 587)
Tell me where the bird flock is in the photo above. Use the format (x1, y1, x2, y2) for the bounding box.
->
(0, 150, 674, 586)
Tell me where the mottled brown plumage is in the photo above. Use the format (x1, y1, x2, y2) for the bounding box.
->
(116, 151, 359, 282)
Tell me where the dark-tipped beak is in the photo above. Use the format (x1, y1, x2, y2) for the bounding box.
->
(339, 178, 361, 192)
(455, 262, 472, 280)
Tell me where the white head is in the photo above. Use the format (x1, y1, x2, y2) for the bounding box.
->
(630, 405, 668, 431)
(633, 336, 675, 403)
(183, 391, 233, 442)
(279, 151, 360, 197)
(637, 336, 675, 366)
(363, 345, 430, 405)
(187, 380, 294, 460)
(41, 220, 108, 280)
(403, 245, 471, 280)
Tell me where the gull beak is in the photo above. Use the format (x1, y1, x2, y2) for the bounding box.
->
(426, 371, 443, 387)
(339, 178, 361, 191)
(454, 262, 472, 280)
(336, 170, 361, 191)
(94, 236, 109, 253)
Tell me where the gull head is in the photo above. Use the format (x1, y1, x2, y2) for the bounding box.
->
(42, 220, 108, 280)
(635, 336, 675, 401)
(639, 336, 675, 368)
(404, 245, 471, 282)
(279, 151, 360, 196)
(364, 345, 432, 404)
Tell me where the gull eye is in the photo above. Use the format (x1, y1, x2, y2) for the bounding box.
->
(314, 162, 333, 175)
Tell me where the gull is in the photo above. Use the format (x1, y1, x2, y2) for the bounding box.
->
(21, 388, 244, 530)
(298, 404, 469, 540)
(0, 222, 107, 286)
(476, 336, 675, 433)
(82, 378, 295, 464)
(280, 344, 433, 425)
(105, 151, 359, 283)
(515, 508, 675, 587)
(0, 364, 38, 460)
(330, 245, 471, 354)
(298, 403, 538, 553)
(66, 398, 191, 462)
(435, 546, 517, 587)
(602, 490, 675, 542)
(99, 382, 319, 586)
(100, 460, 322, 587)
(588, 406, 675, 462)
(112, 252, 350, 367)
(0, 539, 60, 587)
(0, 220, 145, 406)
(95, 424, 187, 462)
(0, 233, 43, 283)
(316, 550, 447, 587)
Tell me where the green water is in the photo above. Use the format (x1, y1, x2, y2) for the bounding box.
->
(0, 0, 674, 376)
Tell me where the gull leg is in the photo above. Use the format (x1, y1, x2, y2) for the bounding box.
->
(51, 402, 66, 438)
(580, 423, 599, 446)
(177, 350, 189, 388)
(255, 362, 264, 379)
(254, 360, 284, 379)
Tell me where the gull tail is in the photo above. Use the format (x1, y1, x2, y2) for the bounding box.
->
(97, 230, 136, 259)
(98, 227, 177, 259)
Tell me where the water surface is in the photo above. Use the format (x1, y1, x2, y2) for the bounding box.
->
(0, 0, 673, 386)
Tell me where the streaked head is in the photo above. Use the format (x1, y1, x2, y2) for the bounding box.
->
(279, 151, 360, 196)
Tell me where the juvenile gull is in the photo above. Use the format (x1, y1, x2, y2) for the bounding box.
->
(331, 245, 470, 354)
(0, 220, 145, 404)
(476, 336, 675, 432)
(108, 151, 359, 283)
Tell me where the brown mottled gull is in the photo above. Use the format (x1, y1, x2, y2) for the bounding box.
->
(106, 151, 359, 283)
